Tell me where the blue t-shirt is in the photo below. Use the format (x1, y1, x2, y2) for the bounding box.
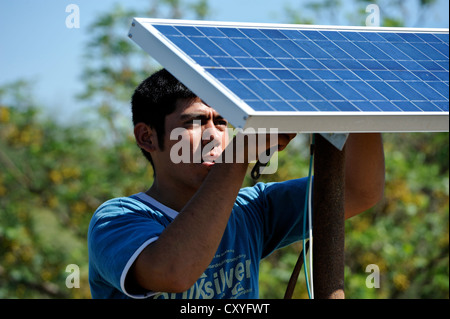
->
(88, 178, 309, 299)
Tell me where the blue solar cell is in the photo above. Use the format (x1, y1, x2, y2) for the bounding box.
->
(263, 80, 302, 100)
(433, 102, 449, 112)
(281, 29, 308, 40)
(166, 35, 204, 56)
(334, 41, 373, 60)
(355, 41, 393, 60)
(392, 101, 422, 112)
(319, 59, 345, 70)
(434, 33, 449, 42)
(372, 101, 401, 112)
(232, 38, 270, 57)
(430, 43, 449, 58)
(235, 57, 263, 68)
(353, 70, 380, 81)
(377, 32, 404, 42)
(418, 60, 446, 71)
(175, 25, 203, 37)
(306, 81, 344, 100)
(432, 82, 449, 99)
(320, 31, 347, 41)
(408, 82, 445, 100)
(414, 43, 448, 60)
(398, 60, 425, 71)
(372, 42, 411, 60)
(395, 42, 431, 60)
(332, 101, 360, 112)
(374, 70, 400, 81)
(228, 68, 256, 80)
(278, 58, 305, 69)
(211, 37, 249, 57)
(388, 82, 427, 101)
(213, 57, 238, 67)
(350, 81, 387, 100)
(300, 59, 327, 70)
(397, 32, 423, 42)
(413, 101, 442, 112)
(197, 26, 224, 37)
(285, 81, 322, 100)
(218, 27, 245, 38)
(413, 70, 440, 81)
(300, 30, 328, 41)
(438, 61, 449, 71)
(369, 81, 406, 100)
(255, 58, 283, 68)
(207, 68, 233, 79)
(253, 38, 291, 58)
(154, 25, 181, 35)
(189, 37, 227, 56)
(353, 101, 382, 112)
(274, 39, 311, 59)
(360, 32, 386, 42)
(312, 101, 339, 112)
(415, 33, 441, 42)
(148, 22, 448, 118)
(339, 59, 366, 70)
(339, 31, 367, 42)
(268, 100, 296, 111)
(242, 80, 280, 100)
(246, 100, 273, 111)
(238, 28, 267, 39)
(319, 41, 354, 59)
(294, 40, 330, 59)
(250, 69, 277, 80)
(360, 60, 386, 70)
(312, 69, 340, 80)
(260, 29, 288, 39)
(291, 69, 319, 80)
(221, 79, 258, 99)
(333, 70, 360, 80)
(327, 81, 366, 101)
(378, 60, 405, 71)
(192, 56, 218, 67)
(290, 101, 317, 111)
(433, 72, 449, 81)
(394, 70, 420, 81)
(271, 69, 297, 80)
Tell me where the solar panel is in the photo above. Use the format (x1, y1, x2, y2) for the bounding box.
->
(129, 18, 449, 133)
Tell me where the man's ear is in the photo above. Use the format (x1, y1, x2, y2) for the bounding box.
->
(134, 123, 158, 153)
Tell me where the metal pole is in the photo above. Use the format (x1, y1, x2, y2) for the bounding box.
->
(312, 134, 346, 299)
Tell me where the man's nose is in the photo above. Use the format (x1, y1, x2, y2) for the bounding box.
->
(202, 122, 222, 147)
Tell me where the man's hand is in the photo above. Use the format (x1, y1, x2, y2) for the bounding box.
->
(227, 132, 297, 164)
(277, 133, 297, 152)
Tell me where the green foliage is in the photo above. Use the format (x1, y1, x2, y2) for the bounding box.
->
(0, 0, 447, 299)
(0, 81, 153, 298)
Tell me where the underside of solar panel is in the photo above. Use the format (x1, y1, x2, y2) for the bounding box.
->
(129, 18, 449, 133)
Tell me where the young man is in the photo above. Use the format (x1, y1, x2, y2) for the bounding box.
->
(88, 69, 385, 299)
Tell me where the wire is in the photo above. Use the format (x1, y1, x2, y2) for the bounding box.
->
(303, 133, 315, 299)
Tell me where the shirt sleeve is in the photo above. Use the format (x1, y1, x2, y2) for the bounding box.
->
(88, 197, 169, 298)
(258, 177, 310, 258)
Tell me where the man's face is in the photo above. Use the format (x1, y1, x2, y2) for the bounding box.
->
(153, 98, 229, 190)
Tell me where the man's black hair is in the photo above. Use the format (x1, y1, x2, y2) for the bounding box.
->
(131, 68, 197, 171)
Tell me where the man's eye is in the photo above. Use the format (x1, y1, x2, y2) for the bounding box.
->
(216, 120, 228, 126)
(186, 119, 202, 126)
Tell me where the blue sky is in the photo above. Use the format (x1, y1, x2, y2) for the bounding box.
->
(0, 0, 448, 122)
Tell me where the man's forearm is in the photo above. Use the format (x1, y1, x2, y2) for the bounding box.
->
(132, 138, 250, 293)
(344, 133, 385, 219)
